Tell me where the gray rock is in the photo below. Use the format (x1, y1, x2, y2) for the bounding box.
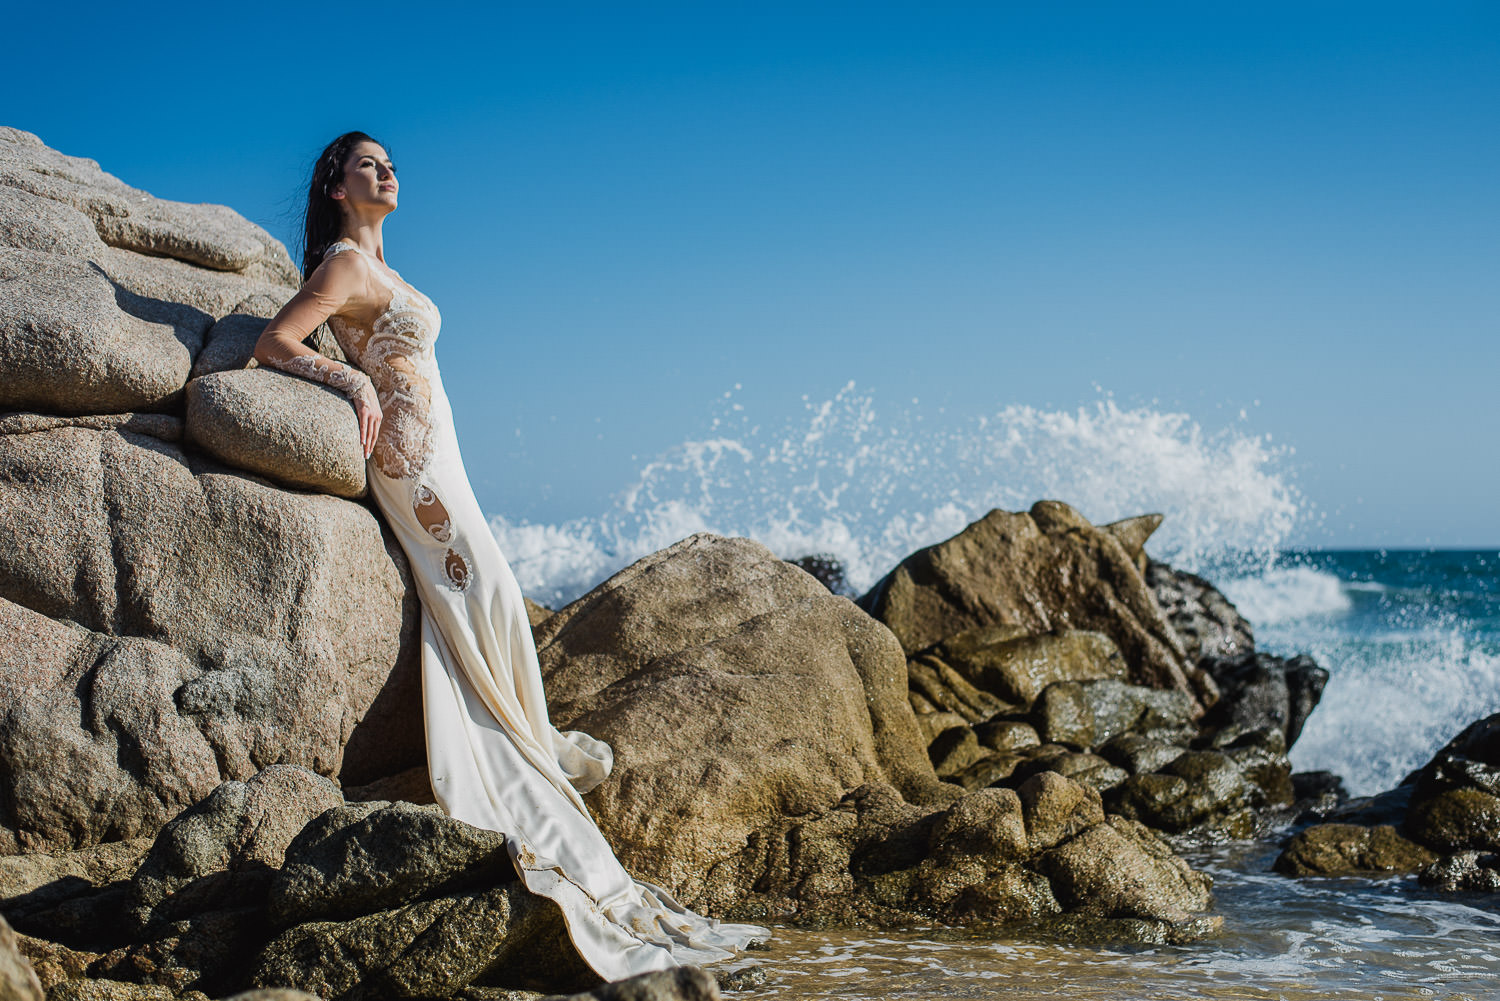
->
(269, 801, 514, 927)
(0, 247, 197, 414)
(0, 184, 105, 257)
(1098, 734, 1186, 776)
(126, 766, 344, 932)
(1109, 750, 1257, 837)
(1145, 558, 1254, 663)
(0, 128, 299, 285)
(0, 411, 182, 441)
(185, 369, 367, 498)
(250, 884, 591, 999)
(0, 426, 419, 854)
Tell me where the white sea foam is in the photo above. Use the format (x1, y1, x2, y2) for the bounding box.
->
(491, 383, 1302, 606)
(1218, 566, 1353, 625)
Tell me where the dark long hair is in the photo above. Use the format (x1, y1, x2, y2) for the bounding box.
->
(299, 130, 387, 281)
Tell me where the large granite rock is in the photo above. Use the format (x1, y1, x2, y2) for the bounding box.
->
(0, 127, 297, 283)
(0, 424, 420, 854)
(125, 766, 344, 933)
(858, 502, 1212, 711)
(1145, 559, 1254, 664)
(186, 369, 367, 498)
(0, 914, 45, 1001)
(535, 534, 953, 910)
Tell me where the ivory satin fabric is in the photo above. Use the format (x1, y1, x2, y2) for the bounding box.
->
(323, 241, 768, 980)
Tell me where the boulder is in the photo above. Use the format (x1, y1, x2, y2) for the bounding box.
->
(1037, 816, 1213, 923)
(1031, 679, 1197, 751)
(543, 967, 723, 1001)
(125, 767, 344, 932)
(0, 127, 298, 285)
(1273, 824, 1437, 877)
(1420, 851, 1500, 892)
(858, 503, 1209, 710)
(534, 534, 953, 911)
(1199, 651, 1328, 749)
(0, 425, 420, 854)
(268, 801, 514, 928)
(185, 369, 367, 498)
(0, 247, 198, 414)
(932, 626, 1127, 710)
(249, 884, 590, 998)
(1145, 559, 1254, 663)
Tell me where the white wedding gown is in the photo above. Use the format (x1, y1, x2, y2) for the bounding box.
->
(319, 241, 768, 980)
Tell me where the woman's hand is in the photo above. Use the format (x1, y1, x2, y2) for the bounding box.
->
(352, 382, 383, 459)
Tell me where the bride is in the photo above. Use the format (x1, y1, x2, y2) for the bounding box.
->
(252, 131, 767, 981)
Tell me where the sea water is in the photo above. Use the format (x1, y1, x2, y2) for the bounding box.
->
(487, 385, 1500, 998)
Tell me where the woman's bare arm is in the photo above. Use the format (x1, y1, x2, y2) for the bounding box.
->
(253, 253, 382, 458)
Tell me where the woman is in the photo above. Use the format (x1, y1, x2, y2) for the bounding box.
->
(253, 131, 767, 981)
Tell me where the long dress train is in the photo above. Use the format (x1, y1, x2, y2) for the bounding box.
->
(320, 241, 768, 980)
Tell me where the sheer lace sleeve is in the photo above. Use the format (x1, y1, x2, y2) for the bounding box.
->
(252, 253, 373, 399)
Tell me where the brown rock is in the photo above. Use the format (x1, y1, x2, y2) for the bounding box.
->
(1039, 816, 1214, 923)
(1274, 824, 1437, 877)
(1017, 771, 1105, 851)
(535, 534, 954, 911)
(0, 837, 152, 901)
(0, 411, 181, 441)
(185, 369, 367, 498)
(936, 626, 1127, 710)
(542, 965, 722, 1001)
(858, 503, 1206, 710)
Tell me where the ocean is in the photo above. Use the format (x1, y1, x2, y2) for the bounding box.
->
(487, 386, 1500, 998)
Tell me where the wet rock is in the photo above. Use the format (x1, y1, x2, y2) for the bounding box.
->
(268, 801, 515, 928)
(1408, 714, 1500, 802)
(1098, 734, 1184, 776)
(125, 766, 344, 933)
(1032, 679, 1197, 750)
(1273, 824, 1438, 876)
(857, 503, 1208, 708)
(1199, 651, 1328, 749)
(950, 753, 1023, 791)
(1109, 751, 1257, 838)
(786, 553, 849, 596)
(1038, 816, 1214, 923)
(185, 369, 367, 498)
(907, 653, 1012, 723)
(931, 626, 1126, 710)
(1144, 559, 1253, 663)
(543, 965, 722, 1001)
(914, 708, 969, 745)
(973, 719, 1040, 752)
(1290, 771, 1349, 819)
(1405, 789, 1500, 852)
(1419, 851, 1500, 892)
(1017, 772, 1104, 851)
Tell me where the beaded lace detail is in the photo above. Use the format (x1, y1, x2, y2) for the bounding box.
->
(323, 241, 444, 479)
(324, 241, 469, 592)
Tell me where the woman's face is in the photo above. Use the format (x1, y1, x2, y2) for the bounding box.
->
(333, 141, 398, 216)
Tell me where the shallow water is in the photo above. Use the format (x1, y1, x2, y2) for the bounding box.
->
(721, 841, 1500, 1000)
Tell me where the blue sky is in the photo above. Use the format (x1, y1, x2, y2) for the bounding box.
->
(8, 2, 1498, 548)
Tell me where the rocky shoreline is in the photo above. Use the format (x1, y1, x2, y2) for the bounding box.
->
(2, 126, 1496, 1000)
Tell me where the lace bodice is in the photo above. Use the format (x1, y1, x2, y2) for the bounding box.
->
(322, 240, 444, 480)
